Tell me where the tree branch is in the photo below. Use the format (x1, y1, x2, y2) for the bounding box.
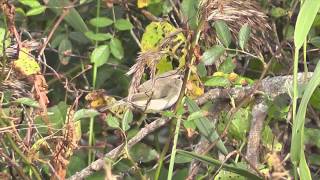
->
(246, 99, 268, 167)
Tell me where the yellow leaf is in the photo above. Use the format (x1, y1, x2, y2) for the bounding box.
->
(86, 90, 108, 108)
(186, 77, 204, 99)
(228, 72, 238, 82)
(137, 0, 149, 8)
(140, 21, 187, 68)
(103, 96, 127, 118)
(213, 71, 224, 77)
(13, 48, 40, 76)
(90, 98, 106, 108)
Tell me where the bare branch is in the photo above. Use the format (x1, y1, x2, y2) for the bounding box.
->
(196, 72, 313, 105)
(246, 99, 268, 167)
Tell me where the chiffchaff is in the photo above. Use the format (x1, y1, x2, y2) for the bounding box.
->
(99, 70, 183, 112)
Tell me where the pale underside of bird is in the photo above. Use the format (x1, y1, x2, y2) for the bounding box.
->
(100, 70, 183, 112)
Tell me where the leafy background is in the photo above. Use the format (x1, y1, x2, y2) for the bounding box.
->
(1, 0, 320, 179)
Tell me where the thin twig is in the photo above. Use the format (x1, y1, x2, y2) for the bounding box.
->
(38, 8, 70, 57)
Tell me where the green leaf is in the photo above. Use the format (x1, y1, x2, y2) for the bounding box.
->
(185, 97, 228, 155)
(48, 0, 88, 33)
(187, 110, 205, 121)
(156, 58, 173, 74)
(185, 98, 214, 140)
(15, 97, 39, 107)
(183, 120, 196, 130)
(294, 0, 320, 48)
(218, 108, 251, 141)
(218, 56, 236, 73)
(69, 32, 90, 44)
(67, 153, 87, 177)
(174, 154, 193, 163)
(309, 154, 320, 166)
(89, 17, 113, 28)
(105, 114, 120, 129)
(85, 31, 112, 41)
(48, 102, 68, 129)
(73, 109, 99, 121)
(267, 95, 291, 120)
(172, 169, 188, 180)
(215, 170, 246, 180)
(34, 102, 68, 134)
(51, 34, 67, 48)
(238, 23, 251, 50)
(130, 143, 158, 163)
(291, 61, 320, 177)
(261, 126, 282, 152)
(300, 152, 312, 180)
(122, 109, 133, 131)
(148, 5, 164, 17)
(58, 39, 72, 65)
(161, 111, 176, 118)
(309, 36, 320, 48)
(313, 14, 320, 27)
(196, 62, 207, 77)
(0, 28, 10, 56)
(304, 128, 320, 148)
(80, 0, 89, 4)
(177, 150, 262, 180)
(110, 38, 124, 59)
(114, 19, 133, 31)
(310, 88, 320, 110)
(283, 25, 294, 40)
(90, 45, 110, 67)
(19, 0, 41, 8)
(15, 8, 26, 16)
(214, 20, 232, 47)
(201, 45, 225, 65)
(181, 0, 200, 30)
(270, 7, 287, 18)
(30, 138, 50, 156)
(205, 76, 231, 87)
(26, 6, 46, 16)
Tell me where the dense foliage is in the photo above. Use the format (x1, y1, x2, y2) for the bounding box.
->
(1, 0, 320, 179)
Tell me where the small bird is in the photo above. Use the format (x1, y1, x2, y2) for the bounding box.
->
(99, 70, 183, 112)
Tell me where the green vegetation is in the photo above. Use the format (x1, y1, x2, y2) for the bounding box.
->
(1, 0, 320, 179)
